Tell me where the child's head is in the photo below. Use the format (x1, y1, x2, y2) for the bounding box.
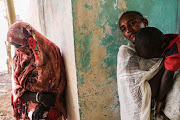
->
(135, 27, 165, 59)
(119, 11, 148, 43)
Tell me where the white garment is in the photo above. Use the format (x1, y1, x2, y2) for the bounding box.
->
(117, 43, 163, 120)
(163, 69, 180, 120)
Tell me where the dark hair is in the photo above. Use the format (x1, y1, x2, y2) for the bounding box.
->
(135, 27, 164, 57)
(119, 11, 145, 23)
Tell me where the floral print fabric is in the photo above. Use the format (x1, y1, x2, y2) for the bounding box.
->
(7, 22, 66, 120)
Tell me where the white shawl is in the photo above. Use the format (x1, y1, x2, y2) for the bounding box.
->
(117, 43, 163, 120)
(117, 43, 180, 120)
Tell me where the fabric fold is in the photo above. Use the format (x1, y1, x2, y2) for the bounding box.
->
(7, 21, 66, 120)
(117, 43, 163, 120)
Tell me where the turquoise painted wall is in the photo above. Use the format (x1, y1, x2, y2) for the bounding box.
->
(72, 0, 178, 119)
(125, 0, 178, 34)
(177, 1, 180, 34)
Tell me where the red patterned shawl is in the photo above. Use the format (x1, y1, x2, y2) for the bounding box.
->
(7, 21, 66, 120)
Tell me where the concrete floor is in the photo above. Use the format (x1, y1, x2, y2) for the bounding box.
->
(0, 72, 14, 120)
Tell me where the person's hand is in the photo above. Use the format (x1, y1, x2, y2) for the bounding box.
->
(38, 92, 56, 108)
(32, 103, 47, 120)
(156, 101, 162, 113)
(156, 101, 165, 115)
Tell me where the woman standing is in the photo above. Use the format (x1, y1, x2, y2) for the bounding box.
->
(117, 11, 169, 120)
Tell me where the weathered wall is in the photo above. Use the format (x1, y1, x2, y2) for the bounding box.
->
(25, 0, 80, 120)
(24, 0, 178, 119)
(72, 0, 178, 120)
(72, 1, 126, 120)
(177, 1, 180, 34)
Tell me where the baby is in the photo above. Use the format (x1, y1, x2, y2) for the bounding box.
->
(134, 27, 180, 113)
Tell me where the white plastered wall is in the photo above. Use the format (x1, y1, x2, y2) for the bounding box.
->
(24, 0, 80, 119)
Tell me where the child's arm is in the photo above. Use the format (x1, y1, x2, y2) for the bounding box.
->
(156, 69, 175, 113)
(149, 66, 165, 98)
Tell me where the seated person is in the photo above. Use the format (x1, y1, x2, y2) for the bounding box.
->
(7, 21, 67, 120)
(135, 27, 180, 115)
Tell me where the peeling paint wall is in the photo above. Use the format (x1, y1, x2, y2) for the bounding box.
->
(72, 0, 178, 120)
(24, 0, 178, 119)
(72, 1, 125, 119)
(125, 0, 178, 34)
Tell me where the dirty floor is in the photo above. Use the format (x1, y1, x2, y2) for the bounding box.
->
(0, 72, 15, 120)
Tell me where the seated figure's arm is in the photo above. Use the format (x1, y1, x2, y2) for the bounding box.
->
(20, 91, 56, 119)
(156, 69, 175, 112)
(19, 91, 36, 101)
(20, 91, 56, 108)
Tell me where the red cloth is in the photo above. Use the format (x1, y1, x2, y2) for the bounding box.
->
(161, 34, 180, 71)
(7, 22, 67, 120)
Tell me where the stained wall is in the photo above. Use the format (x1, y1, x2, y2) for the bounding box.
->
(72, 0, 178, 120)
(25, 0, 80, 120)
(24, 0, 178, 120)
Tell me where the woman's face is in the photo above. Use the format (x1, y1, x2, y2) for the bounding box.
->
(119, 14, 148, 43)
